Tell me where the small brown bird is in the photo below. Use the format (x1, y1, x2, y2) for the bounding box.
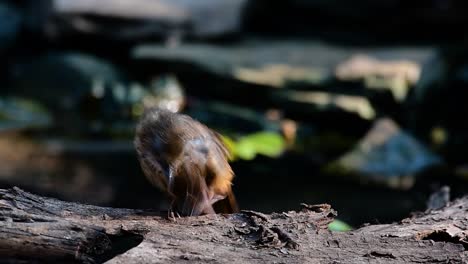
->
(134, 108, 238, 216)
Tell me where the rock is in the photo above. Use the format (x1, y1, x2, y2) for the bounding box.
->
(10, 53, 181, 137)
(133, 40, 342, 87)
(327, 118, 441, 189)
(133, 40, 435, 135)
(335, 54, 421, 102)
(269, 89, 375, 157)
(132, 40, 348, 115)
(11, 52, 127, 110)
(186, 100, 282, 134)
(133, 40, 434, 90)
(10, 53, 127, 135)
(47, 0, 247, 39)
(272, 90, 376, 121)
(0, 3, 21, 52)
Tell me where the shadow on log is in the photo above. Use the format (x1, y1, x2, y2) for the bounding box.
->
(0, 187, 466, 263)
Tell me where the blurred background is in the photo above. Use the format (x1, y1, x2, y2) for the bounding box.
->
(1, 0, 468, 228)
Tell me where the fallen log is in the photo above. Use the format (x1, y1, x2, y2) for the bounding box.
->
(0, 187, 466, 263)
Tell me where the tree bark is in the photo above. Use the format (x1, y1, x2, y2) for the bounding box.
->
(0, 187, 466, 263)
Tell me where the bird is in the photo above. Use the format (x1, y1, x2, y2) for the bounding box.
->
(134, 107, 238, 216)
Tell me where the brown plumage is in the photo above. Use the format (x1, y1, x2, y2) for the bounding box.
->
(134, 108, 238, 216)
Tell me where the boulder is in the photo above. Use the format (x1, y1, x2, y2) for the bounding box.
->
(327, 118, 441, 189)
(46, 0, 248, 40)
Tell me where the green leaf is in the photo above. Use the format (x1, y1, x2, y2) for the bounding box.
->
(217, 131, 286, 161)
(235, 139, 257, 160)
(237, 132, 285, 158)
(328, 219, 352, 232)
(220, 135, 237, 160)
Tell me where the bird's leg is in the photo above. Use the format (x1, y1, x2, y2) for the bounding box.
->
(168, 208, 176, 222)
(167, 193, 181, 221)
(166, 170, 181, 221)
(167, 205, 181, 221)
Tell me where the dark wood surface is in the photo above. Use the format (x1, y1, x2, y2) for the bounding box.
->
(0, 187, 466, 263)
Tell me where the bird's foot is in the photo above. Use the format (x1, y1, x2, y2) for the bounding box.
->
(168, 209, 181, 222)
